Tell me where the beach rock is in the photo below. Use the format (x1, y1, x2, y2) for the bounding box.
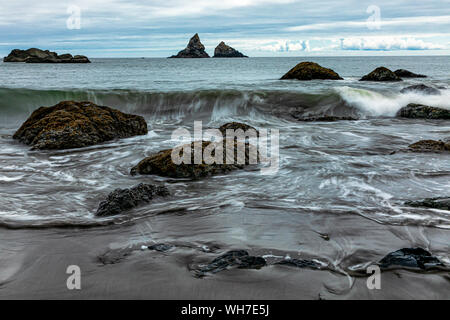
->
(96, 183, 170, 217)
(131, 139, 258, 179)
(379, 248, 444, 270)
(218, 122, 258, 137)
(147, 243, 175, 252)
(13, 101, 148, 150)
(275, 258, 323, 269)
(213, 42, 247, 58)
(360, 67, 402, 81)
(394, 69, 427, 78)
(396, 103, 450, 119)
(195, 250, 267, 277)
(407, 139, 450, 152)
(405, 197, 450, 210)
(400, 84, 440, 95)
(169, 34, 210, 58)
(281, 62, 343, 80)
(3, 48, 90, 63)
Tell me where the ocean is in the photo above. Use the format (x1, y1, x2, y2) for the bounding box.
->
(0, 56, 449, 299)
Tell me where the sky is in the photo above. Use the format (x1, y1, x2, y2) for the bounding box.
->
(0, 0, 449, 57)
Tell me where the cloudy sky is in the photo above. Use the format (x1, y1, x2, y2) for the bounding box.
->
(1, 0, 449, 57)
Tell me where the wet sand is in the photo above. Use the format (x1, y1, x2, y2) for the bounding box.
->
(1, 208, 448, 300)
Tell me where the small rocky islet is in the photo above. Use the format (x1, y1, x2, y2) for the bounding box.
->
(3, 48, 90, 63)
(280, 61, 343, 80)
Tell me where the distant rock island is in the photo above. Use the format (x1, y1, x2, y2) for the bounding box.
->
(213, 42, 247, 58)
(169, 34, 210, 58)
(3, 48, 90, 63)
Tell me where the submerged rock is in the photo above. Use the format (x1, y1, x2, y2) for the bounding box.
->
(3, 48, 90, 63)
(169, 34, 210, 58)
(400, 84, 440, 95)
(379, 248, 444, 270)
(96, 183, 170, 217)
(195, 250, 266, 277)
(280, 62, 343, 80)
(131, 139, 258, 179)
(275, 258, 323, 270)
(147, 243, 175, 252)
(394, 69, 426, 78)
(13, 101, 148, 150)
(396, 104, 450, 119)
(407, 139, 450, 153)
(405, 197, 450, 210)
(292, 115, 358, 122)
(213, 42, 247, 58)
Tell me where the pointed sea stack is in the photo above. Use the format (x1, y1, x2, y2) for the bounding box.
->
(213, 42, 248, 58)
(169, 34, 210, 58)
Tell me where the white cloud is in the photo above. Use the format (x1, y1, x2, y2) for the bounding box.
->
(340, 37, 444, 50)
(259, 40, 310, 52)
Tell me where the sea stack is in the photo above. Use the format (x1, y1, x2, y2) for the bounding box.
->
(213, 42, 248, 58)
(169, 34, 210, 58)
(3, 48, 90, 63)
(280, 62, 343, 80)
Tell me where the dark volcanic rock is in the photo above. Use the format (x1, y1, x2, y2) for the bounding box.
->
(394, 69, 427, 78)
(218, 122, 258, 137)
(275, 258, 323, 269)
(96, 183, 170, 217)
(169, 34, 210, 58)
(379, 248, 444, 270)
(195, 250, 266, 277)
(396, 103, 450, 119)
(14, 101, 148, 150)
(360, 67, 402, 81)
(405, 197, 450, 210)
(131, 139, 258, 179)
(4, 48, 90, 63)
(400, 84, 440, 95)
(407, 139, 450, 152)
(281, 62, 343, 80)
(213, 42, 247, 58)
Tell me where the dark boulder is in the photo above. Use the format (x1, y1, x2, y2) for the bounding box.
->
(147, 243, 175, 252)
(394, 69, 426, 78)
(96, 183, 170, 217)
(3, 48, 90, 63)
(169, 34, 210, 58)
(195, 250, 266, 277)
(379, 248, 444, 270)
(407, 139, 450, 152)
(281, 62, 343, 80)
(360, 67, 402, 81)
(131, 139, 259, 179)
(275, 258, 323, 270)
(396, 104, 450, 119)
(13, 101, 148, 150)
(405, 197, 450, 211)
(213, 42, 247, 58)
(400, 84, 440, 95)
(218, 122, 258, 137)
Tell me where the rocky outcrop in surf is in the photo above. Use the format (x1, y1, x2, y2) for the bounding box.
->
(400, 84, 440, 95)
(96, 183, 170, 217)
(394, 69, 426, 78)
(292, 115, 358, 122)
(407, 139, 450, 153)
(131, 139, 258, 179)
(360, 67, 402, 81)
(213, 42, 247, 58)
(13, 101, 148, 150)
(218, 122, 258, 136)
(281, 62, 343, 80)
(405, 198, 450, 211)
(3, 48, 90, 63)
(396, 103, 450, 119)
(379, 248, 444, 271)
(169, 34, 210, 58)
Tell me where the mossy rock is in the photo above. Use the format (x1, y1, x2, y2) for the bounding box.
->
(396, 104, 450, 119)
(280, 62, 343, 80)
(360, 67, 402, 81)
(407, 139, 450, 152)
(14, 100, 148, 150)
